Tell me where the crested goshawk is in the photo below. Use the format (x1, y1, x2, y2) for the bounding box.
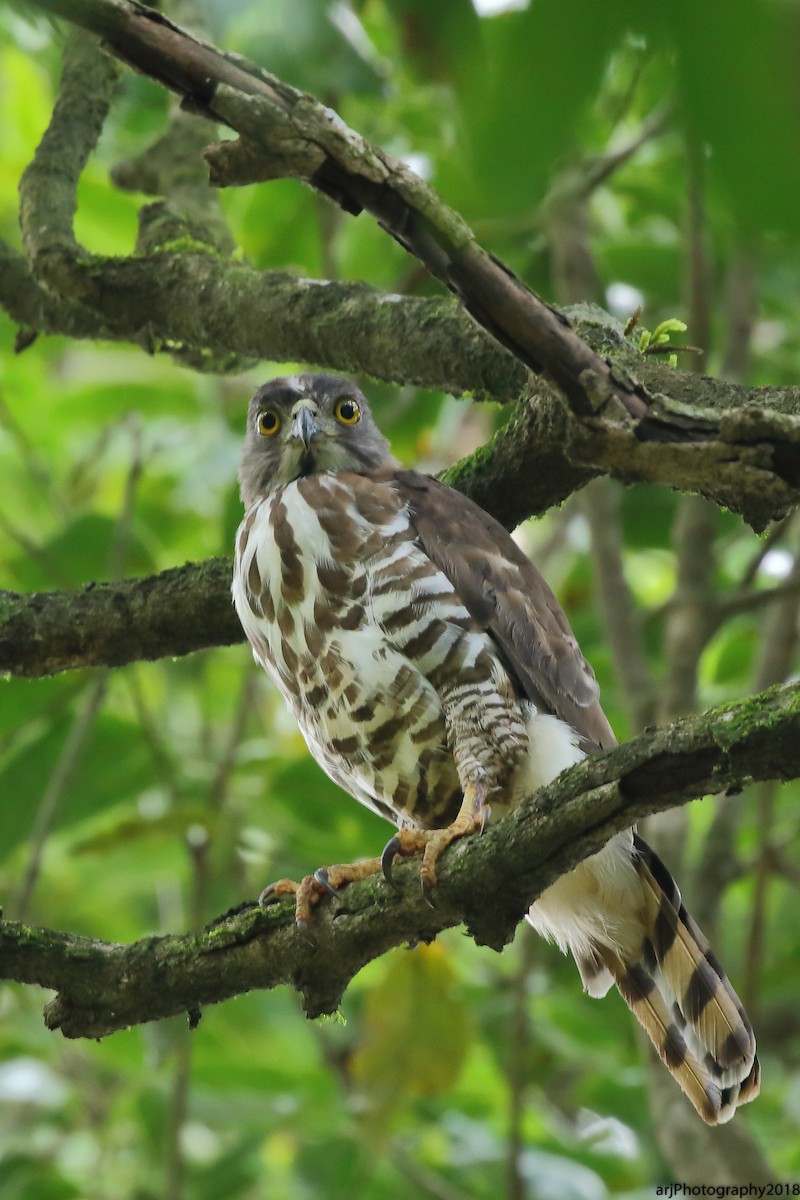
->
(232, 373, 759, 1124)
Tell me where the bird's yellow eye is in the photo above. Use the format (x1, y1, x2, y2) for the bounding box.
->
(334, 397, 361, 426)
(257, 409, 281, 437)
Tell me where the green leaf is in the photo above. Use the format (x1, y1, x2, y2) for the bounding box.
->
(451, 0, 629, 219)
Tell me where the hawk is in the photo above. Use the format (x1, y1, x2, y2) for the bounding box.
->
(232, 373, 759, 1124)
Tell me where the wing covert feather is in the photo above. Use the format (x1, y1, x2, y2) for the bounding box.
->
(394, 471, 615, 752)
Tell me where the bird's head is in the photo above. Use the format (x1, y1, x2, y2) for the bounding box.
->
(238, 374, 396, 508)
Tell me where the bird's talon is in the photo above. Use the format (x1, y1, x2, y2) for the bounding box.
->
(420, 858, 438, 904)
(258, 886, 274, 908)
(258, 877, 301, 909)
(314, 867, 336, 896)
(296, 918, 318, 948)
(381, 835, 402, 885)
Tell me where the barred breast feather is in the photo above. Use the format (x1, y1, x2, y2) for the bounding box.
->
(233, 471, 527, 831)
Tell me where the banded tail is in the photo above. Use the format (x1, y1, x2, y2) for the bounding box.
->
(529, 831, 759, 1124)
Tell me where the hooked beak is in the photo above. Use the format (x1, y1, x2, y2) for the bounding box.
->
(290, 399, 320, 448)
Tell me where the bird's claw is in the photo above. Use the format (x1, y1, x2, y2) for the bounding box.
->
(258, 878, 297, 908)
(420, 866, 438, 908)
(257, 792, 490, 927)
(257, 874, 325, 930)
(381, 835, 402, 885)
(258, 857, 384, 930)
(313, 866, 337, 897)
(379, 791, 491, 903)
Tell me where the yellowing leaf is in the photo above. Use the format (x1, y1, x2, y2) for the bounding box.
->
(351, 942, 470, 1101)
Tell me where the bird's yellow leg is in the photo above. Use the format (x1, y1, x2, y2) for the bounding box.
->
(261, 785, 489, 926)
(260, 857, 382, 928)
(381, 781, 490, 895)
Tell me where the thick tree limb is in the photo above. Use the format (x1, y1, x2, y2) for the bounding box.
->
(3, 681, 798, 1039)
(0, 559, 240, 677)
(5, 217, 800, 528)
(0, 238, 528, 401)
(18, 0, 800, 529)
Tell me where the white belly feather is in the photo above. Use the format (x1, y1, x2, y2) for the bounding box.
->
(517, 707, 638, 983)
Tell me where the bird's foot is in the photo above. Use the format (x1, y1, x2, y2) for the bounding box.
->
(381, 782, 491, 899)
(259, 857, 382, 929)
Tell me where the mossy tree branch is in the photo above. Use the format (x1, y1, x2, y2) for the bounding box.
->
(3, 681, 799, 1039)
(13, 0, 800, 530)
(0, 559, 240, 678)
(0, 237, 528, 401)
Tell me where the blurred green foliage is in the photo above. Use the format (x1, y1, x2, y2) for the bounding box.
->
(2, 1, 800, 1197)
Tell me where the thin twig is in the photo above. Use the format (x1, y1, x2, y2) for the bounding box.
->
(14, 414, 147, 921)
(685, 130, 711, 375)
(647, 141, 714, 869)
(0, 509, 75, 589)
(712, 575, 800, 622)
(690, 239, 778, 938)
(392, 1146, 475, 1200)
(742, 780, 778, 1017)
(0, 394, 54, 497)
(740, 530, 800, 1016)
(14, 675, 108, 921)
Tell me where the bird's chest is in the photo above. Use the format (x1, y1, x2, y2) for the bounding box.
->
(234, 476, 390, 697)
(232, 474, 477, 825)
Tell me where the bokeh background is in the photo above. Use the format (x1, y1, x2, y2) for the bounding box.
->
(2, 0, 800, 1196)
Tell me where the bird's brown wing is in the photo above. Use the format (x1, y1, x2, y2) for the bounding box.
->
(394, 470, 615, 752)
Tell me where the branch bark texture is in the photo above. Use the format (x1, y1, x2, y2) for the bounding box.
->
(3, 681, 798, 1038)
(0, 559, 240, 677)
